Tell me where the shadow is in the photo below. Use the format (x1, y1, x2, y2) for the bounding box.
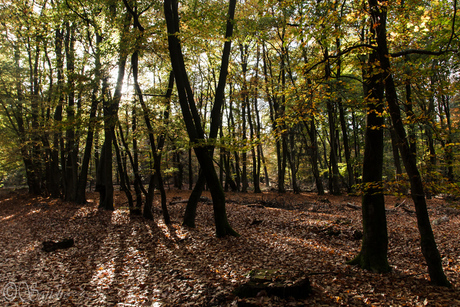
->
(1, 189, 458, 306)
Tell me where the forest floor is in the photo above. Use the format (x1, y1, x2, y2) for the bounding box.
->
(0, 188, 459, 306)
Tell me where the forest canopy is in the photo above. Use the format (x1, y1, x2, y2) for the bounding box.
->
(0, 0, 458, 197)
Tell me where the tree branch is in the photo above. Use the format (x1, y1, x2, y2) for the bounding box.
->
(390, 49, 457, 57)
(122, 0, 145, 32)
(303, 44, 376, 75)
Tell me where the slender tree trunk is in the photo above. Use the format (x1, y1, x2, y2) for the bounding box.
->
(325, 50, 341, 195)
(288, 130, 300, 193)
(262, 44, 286, 192)
(239, 44, 249, 192)
(76, 32, 102, 204)
(188, 147, 194, 190)
(305, 118, 325, 195)
(132, 107, 144, 213)
(117, 112, 144, 214)
(404, 55, 417, 157)
(64, 22, 79, 201)
(249, 97, 261, 193)
(113, 128, 134, 209)
(97, 53, 127, 211)
(368, 0, 450, 286)
(438, 94, 454, 182)
(165, 0, 238, 237)
(48, 26, 64, 197)
(132, 51, 172, 224)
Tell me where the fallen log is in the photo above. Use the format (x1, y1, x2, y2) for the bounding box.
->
(234, 269, 311, 299)
(42, 238, 74, 252)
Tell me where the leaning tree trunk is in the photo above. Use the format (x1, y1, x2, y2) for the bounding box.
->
(165, 0, 238, 237)
(368, 0, 450, 287)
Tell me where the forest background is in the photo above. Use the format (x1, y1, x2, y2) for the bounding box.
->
(0, 0, 460, 303)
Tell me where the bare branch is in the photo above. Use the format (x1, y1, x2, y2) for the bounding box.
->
(303, 44, 376, 75)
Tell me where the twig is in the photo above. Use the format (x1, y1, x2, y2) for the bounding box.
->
(345, 202, 360, 210)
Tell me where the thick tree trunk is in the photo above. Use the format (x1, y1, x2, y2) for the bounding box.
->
(348, 49, 389, 273)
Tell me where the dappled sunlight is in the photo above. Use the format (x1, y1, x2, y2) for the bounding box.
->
(26, 208, 42, 215)
(117, 247, 150, 305)
(0, 191, 459, 306)
(111, 209, 131, 225)
(156, 219, 171, 239)
(71, 206, 98, 219)
(0, 214, 15, 221)
(91, 257, 117, 292)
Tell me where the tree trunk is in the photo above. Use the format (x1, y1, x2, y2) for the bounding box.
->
(325, 50, 341, 195)
(368, 0, 450, 287)
(305, 118, 324, 195)
(188, 147, 194, 190)
(64, 22, 79, 201)
(76, 32, 102, 204)
(113, 129, 134, 209)
(348, 48, 389, 273)
(132, 51, 172, 224)
(164, 0, 238, 237)
(97, 54, 127, 211)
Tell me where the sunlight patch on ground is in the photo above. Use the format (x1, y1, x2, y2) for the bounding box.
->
(71, 206, 98, 219)
(0, 214, 15, 221)
(91, 257, 116, 291)
(117, 247, 151, 305)
(26, 209, 41, 215)
(156, 219, 171, 238)
(90, 229, 120, 303)
(111, 209, 131, 225)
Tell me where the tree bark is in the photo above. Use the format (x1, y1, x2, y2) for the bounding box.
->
(348, 48, 389, 273)
(368, 0, 450, 287)
(64, 22, 79, 202)
(325, 49, 341, 195)
(164, 0, 238, 237)
(76, 32, 102, 204)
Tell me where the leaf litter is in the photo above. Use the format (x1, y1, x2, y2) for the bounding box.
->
(0, 189, 459, 306)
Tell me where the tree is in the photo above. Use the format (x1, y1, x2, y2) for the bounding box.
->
(97, 7, 131, 211)
(348, 40, 389, 273)
(367, 0, 450, 287)
(164, 0, 239, 237)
